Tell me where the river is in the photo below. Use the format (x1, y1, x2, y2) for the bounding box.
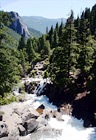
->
(15, 77, 96, 140)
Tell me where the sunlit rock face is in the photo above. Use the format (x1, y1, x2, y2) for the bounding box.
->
(9, 11, 31, 39)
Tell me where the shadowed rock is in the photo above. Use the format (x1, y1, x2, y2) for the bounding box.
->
(0, 122, 9, 138)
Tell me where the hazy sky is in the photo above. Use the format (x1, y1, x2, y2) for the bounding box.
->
(1, 0, 96, 19)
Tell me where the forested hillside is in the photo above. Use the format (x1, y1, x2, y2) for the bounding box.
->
(5, 26, 21, 48)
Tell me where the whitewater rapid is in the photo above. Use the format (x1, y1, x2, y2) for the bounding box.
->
(28, 94, 96, 140)
(16, 77, 96, 140)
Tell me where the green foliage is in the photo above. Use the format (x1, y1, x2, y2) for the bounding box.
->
(0, 111, 5, 115)
(30, 70, 38, 78)
(18, 94, 25, 102)
(26, 38, 36, 62)
(18, 35, 26, 50)
(49, 47, 70, 87)
(0, 46, 20, 96)
(39, 35, 50, 58)
(5, 26, 21, 48)
(42, 71, 49, 79)
(0, 95, 18, 105)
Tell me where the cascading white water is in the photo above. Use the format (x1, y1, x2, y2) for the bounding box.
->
(15, 77, 96, 140)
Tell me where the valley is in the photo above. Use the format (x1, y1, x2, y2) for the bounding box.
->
(0, 3, 96, 140)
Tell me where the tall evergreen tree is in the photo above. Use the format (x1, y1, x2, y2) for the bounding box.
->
(18, 35, 26, 50)
(26, 38, 35, 63)
(62, 10, 77, 77)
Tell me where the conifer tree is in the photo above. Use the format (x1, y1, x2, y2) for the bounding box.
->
(49, 11, 77, 87)
(26, 38, 35, 63)
(62, 10, 77, 77)
(18, 35, 26, 50)
(49, 26, 54, 48)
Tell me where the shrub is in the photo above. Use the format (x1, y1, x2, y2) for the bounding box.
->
(0, 94, 18, 105)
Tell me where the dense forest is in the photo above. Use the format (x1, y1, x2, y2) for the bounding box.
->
(0, 4, 96, 114)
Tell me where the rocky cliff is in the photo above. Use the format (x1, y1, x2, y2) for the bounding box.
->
(9, 11, 30, 39)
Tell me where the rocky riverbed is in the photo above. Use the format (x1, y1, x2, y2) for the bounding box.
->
(0, 97, 63, 140)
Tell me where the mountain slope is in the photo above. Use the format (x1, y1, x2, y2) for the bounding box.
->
(5, 26, 21, 48)
(21, 16, 66, 34)
(28, 28, 42, 38)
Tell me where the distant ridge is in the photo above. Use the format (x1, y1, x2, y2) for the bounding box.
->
(21, 16, 66, 34)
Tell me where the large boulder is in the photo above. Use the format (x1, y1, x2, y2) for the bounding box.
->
(23, 119, 38, 134)
(0, 122, 9, 138)
(22, 112, 38, 122)
(18, 125, 26, 136)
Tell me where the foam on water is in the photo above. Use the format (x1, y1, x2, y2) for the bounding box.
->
(48, 115, 96, 140)
(16, 77, 96, 140)
(25, 93, 96, 140)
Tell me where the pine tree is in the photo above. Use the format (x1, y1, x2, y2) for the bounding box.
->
(26, 38, 35, 63)
(49, 11, 77, 87)
(74, 16, 80, 43)
(77, 35, 95, 78)
(53, 31, 58, 48)
(39, 35, 50, 57)
(58, 21, 64, 37)
(90, 4, 96, 37)
(49, 46, 69, 87)
(55, 22, 59, 33)
(62, 10, 77, 77)
(18, 35, 26, 50)
(49, 26, 54, 48)
(46, 26, 49, 34)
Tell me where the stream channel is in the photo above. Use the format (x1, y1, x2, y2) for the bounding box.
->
(13, 76, 96, 140)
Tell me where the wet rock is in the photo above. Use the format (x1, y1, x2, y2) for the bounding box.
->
(24, 82, 36, 94)
(52, 110, 64, 121)
(18, 125, 26, 136)
(0, 122, 9, 138)
(45, 114, 49, 120)
(37, 115, 48, 127)
(24, 82, 30, 92)
(22, 112, 38, 122)
(36, 104, 45, 114)
(37, 104, 45, 110)
(31, 127, 62, 140)
(23, 119, 38, 134)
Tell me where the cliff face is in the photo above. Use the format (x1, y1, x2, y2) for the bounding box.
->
(9, 11, 30, 39)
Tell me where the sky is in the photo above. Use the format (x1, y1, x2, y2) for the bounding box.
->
(0, 0, 96, 19)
